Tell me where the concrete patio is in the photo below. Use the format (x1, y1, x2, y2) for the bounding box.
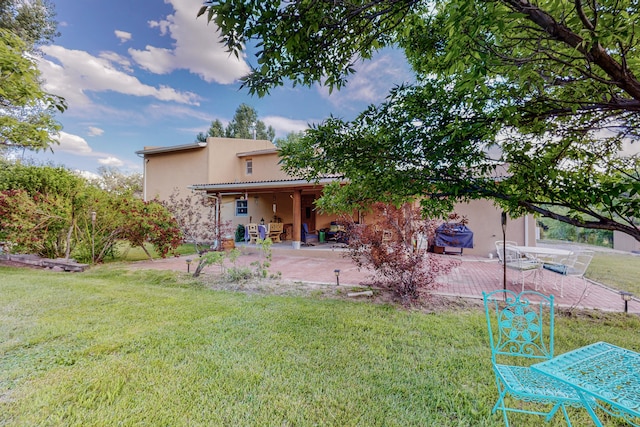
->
(136, 241, 640, 315)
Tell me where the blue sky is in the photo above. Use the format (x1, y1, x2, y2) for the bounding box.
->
(29, 0, 413, 175)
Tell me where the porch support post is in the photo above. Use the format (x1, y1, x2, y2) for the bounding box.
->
(292, 189, 302, 249)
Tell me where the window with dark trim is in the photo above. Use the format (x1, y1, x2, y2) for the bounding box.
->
(236, 199, 248, 216)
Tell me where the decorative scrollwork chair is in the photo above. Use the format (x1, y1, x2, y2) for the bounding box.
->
(483, 289, 583, 426)
(267, 222, 283, 243)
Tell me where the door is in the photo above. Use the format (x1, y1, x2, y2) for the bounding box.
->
(301, 195, 316, 231)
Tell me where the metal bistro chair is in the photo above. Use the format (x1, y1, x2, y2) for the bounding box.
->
(544, 250, 594, 297)
(497, 243, 543, 292)
(483, 290, 583, 426)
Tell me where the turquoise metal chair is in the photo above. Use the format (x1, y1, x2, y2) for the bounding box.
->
(483, 290, 583, 426)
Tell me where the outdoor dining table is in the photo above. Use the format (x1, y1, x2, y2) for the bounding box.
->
(531, 341, 640, 426)
(513, 245, 573, 262)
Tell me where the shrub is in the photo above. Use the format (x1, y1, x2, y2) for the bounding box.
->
(235, 224, 245, 242)
(344, 202, 459, 305)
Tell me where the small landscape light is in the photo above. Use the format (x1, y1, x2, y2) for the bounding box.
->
(334, 269, 340, 286)
(620, 291, 633, 313)
(186, 258, 193, 273)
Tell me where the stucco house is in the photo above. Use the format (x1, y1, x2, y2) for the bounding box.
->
(136, 137, 535, 256)
(614, 231, 640, 253)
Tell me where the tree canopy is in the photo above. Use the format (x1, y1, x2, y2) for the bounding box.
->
(199, 0, 640, 242)
(196, 103, 275, 141)
(0, 0, 59, 49)
(0, 162, 180, 261)
(0, 0, 65, 153)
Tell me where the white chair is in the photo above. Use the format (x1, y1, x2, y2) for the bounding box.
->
(495, 241, 517, 262)
(551, 250, 594, 297)
(498, 243, 543, 291)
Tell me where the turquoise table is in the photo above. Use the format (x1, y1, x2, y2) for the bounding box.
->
(532, 342, 640, 426)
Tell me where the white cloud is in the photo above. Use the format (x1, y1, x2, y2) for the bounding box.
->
(318, 52, 413, 109)
(115, 30, 132, 43)
(87, 126, 104, 137)
(262, 116, 312, 136)
(37, 45, 202, 109)
(130, 0, 250, 84)
(98, 156, 124, 167)
(56, 131, 93, 154)
(99, 51, 134, 73)
(53, 131, 125, 168)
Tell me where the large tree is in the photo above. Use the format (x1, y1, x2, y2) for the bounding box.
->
(196, 104, 275, 141)
(199, 0, 640, 241)
(0, 0, 65, 153)
(0, 0, 59, 49)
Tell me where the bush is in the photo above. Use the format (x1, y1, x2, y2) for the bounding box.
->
(235, 224, 245, 242)
(344, 203, 459, 305)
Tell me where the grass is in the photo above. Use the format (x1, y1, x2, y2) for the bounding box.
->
(587, 252, 640, 295)
(2, 266, 640, 426)
(105, 242, 198, 262)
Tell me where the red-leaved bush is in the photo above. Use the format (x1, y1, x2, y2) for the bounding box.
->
(344, 202, 460, 305)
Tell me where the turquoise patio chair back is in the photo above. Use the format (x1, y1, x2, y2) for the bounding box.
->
(483, 289, 583, 426)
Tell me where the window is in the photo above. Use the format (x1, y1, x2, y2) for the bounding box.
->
(236, 199, 248, 216)
(246, 159, 253, 175)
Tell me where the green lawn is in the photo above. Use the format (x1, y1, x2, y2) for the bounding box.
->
(587, 252, 640, 295)
(106, 242, 197, 262)
(1, 266, 639, 426)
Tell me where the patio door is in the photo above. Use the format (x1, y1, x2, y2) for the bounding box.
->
(301, 195, 316, 231)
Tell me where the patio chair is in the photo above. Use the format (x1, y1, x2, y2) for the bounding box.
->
(267, 222, 283, 243)
(301, 223, 319, 246)
(496, 243, 543, 291)
(483, 289, 583, 426)
(494, 240, 518, 262)
(246, 223, 259, 244)
(544, 250, 594, 297)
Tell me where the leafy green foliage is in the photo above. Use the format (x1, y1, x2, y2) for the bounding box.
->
(0, 163, 181, 261)
(198, 0, 640, 242)
(0, 29, 66, 152)
(0, 0, 59, 48)
(538, 217, 613, 248)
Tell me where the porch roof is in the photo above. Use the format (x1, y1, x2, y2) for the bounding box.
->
(135, 142, 207, 156)
(188, 177, 340, 193)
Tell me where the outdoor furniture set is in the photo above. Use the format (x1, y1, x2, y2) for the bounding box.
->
(244, 222, 350, 246)
(483, 289, 639, 426)
(245, 222, 284, 243)
(495, 241, 594, 297)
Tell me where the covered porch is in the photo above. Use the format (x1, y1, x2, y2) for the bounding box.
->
(189, 178, 351, 249)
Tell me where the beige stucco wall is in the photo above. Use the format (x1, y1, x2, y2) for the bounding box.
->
(614, 231, 640, 252)
(452, 199, 536, 257)
(205, 137, 286, 183)
(144, 147, 208, 201)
